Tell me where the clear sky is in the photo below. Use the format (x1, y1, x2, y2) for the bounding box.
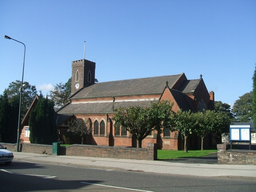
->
(1, 0, 256, 107)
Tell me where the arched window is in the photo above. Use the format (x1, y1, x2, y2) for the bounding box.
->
(163, 126, 170, 137)
(87, 70, 91, 83)
(121, 128, 127, 136)
(100, 120, 105, 135)
(94, 120, 98, 135)
(76, 70, 79, 82)
(87, 118, 92, 132)
(114, 124, 120, 136)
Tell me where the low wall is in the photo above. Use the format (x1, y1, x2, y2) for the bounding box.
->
(1, 143, 16, 151)
(217, 144, 256, 165)
(1, 142, 157, 160)
(2, 143, 53, 154)
(21, 143, 53, 154)
(66, 143, 157, 160)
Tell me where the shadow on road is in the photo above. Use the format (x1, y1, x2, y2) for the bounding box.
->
(0, 161, 44, 170)
(0, 169, 102, 192)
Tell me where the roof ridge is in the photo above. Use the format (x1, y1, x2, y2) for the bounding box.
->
(95, 73, 183, 84)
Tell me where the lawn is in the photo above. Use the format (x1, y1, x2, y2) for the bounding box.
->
(157, 149, 217, 160)
(60, 144, 71, 147)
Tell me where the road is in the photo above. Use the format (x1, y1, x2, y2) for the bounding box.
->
(0, 159, 255, 192)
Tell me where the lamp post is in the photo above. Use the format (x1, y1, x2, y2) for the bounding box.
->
(4, 35, 26, 152)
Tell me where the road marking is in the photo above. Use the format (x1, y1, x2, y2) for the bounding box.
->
(81, 181, 153, 192)
(0, 169, 14, 174)
(24, 173, 56, 179)
(0, 169, 56, 179)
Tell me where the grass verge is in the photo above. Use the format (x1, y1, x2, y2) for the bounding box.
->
(157, 149, 217, 160)
(60, 144, 71, 147)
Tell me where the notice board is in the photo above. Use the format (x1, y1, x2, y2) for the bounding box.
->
(230, 125, 251, 142)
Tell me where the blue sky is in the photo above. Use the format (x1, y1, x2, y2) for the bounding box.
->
(1, 0, 256, 107)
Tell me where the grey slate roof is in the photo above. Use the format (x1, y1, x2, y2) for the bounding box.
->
(178, 79, 201, 93)
(71, 74, 183, 99)
(58, 100, 154, 115)
(58, 73, 201, 116)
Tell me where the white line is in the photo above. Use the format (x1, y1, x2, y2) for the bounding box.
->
(25, 174, 56, 179)
(0, 169, 14, 174)
(0, 169, 56, 179)
(81, 181, 153, 192)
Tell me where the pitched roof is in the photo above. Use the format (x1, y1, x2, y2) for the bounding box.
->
(56, 114, 73, 127)
(169, 89, 195, 112)
(71, 74, 183, 99)
(58, 100, 154, 115)
(21, 95, 39, 128)
(178, 79, 201, 93)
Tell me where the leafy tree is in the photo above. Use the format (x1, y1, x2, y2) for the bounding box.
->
(172, 110, 196, 152)
(214, 111, 230, 134)
(4, 80, 37, 118)
(50, 78, 71, 108)
(29, 95, 57, 144)
(253, 66, 256, 128)
(194, 110, 230, 150)
(232, 92, 252, 122)
(68, 117, 92, 144)
(113, 100, 174, 148)
(215, 101, 234, 122)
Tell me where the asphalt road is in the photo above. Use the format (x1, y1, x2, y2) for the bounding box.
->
(0, 159, 255, 192)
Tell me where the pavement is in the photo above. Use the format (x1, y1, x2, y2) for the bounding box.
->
(12, 152, 256, 178)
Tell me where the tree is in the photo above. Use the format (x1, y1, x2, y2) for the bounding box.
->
(172, 110, 196, 152)
(0, 92, 19, 143)
(232, 92, 252, 122)
(50, 78, 71, 109)
(113, 100, 174, 148)
(194, 110, 230, 150)
(29, 95, 57, 144)
(68, 117, 92, 144)
(253, 66, 256, 128)
(215, 101, 234, 122)
(4, 80, 37, 118)
(0, 93, 18, 143)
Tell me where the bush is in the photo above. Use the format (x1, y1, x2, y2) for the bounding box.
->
(62, 132, 81, 144)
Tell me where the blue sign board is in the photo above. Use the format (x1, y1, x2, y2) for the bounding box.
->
(229, 125, 251, 142)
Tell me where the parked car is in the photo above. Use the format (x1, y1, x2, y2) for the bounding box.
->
(0, 144, 14, 165)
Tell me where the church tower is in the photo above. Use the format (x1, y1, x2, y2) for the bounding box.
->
(71, 59, 96, 95)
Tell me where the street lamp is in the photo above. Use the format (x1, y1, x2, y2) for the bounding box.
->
(4, 35, 26, 152)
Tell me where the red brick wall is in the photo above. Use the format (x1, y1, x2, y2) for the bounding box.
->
(66, 143, 157, 160)
(1, 142, 157, 160)
(160, 88, 180, 112)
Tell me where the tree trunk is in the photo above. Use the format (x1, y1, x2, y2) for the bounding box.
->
(201, 136, 205, 150)
(137, 139, 142, 148)
(81, 136, 84, 144)
(184, 135, 188, 153)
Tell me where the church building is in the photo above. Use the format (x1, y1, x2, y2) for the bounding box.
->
(57, 59, 214, 150)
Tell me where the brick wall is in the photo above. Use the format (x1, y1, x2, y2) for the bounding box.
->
(1, 142, 157, 160)
(21, 143, 53, 154)
(1, 143, 52, 154)
(66, 143, 157, 160)
(1, 143, 16, 151)
(217, 144, 256, 165)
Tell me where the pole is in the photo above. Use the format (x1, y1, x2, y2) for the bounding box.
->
(4, 35, 26, 152)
